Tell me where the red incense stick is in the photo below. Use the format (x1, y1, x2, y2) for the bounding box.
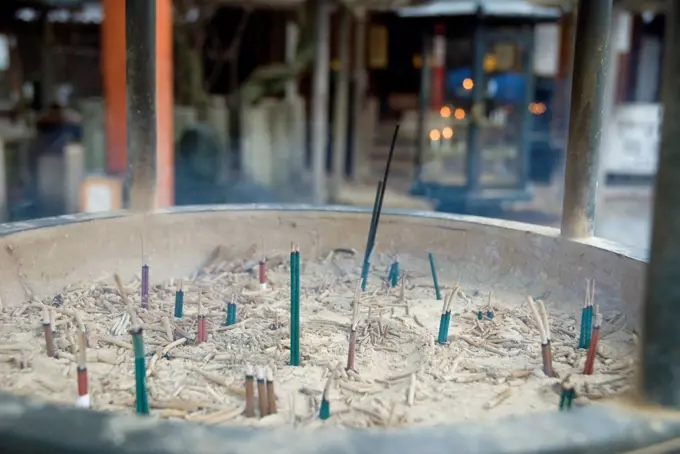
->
(584, 313, 602, 375)
(76, 329, 90, 408)
(259, 256, 267, 290)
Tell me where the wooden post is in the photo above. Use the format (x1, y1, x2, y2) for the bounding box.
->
(311, 0, 331, 204)
(330, 7, 352, 202)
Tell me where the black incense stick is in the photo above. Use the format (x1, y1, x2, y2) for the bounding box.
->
(370, 123, 400, 252)
(360, 124, 400, 289)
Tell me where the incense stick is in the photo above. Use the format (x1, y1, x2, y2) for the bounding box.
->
(226, 294, 237, 326)
(584, 313, 602, 375)
(527, 297, 554, 377)
(130, 324, 149, 415)
(174, 280, 184, 319)
(360, 182, 383, 291)
(585, 279, 595, 347)
(436, 287, 458, 344)
(266, 367, 277, 414)
(428, 252, 442, 300)
(580, 279, 595, 348)
(244, 364, 255, 417)
(290, 244, 301, 366)
(319, 375, 333, 420)
(141, 264, 149, 309)
(42, 307, 56, 358)
(346, 281, 361, 371)
(360, 124, 400, 291)
(559, 379, 576, 410)
(75, 322, 90, 409)
(259, 254, 267, 291)
(388, 259, 399, 288)
(196, 294, 207, 345)
(257, 367, 268, 417)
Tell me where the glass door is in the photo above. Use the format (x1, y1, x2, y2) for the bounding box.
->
(417, 36, 474, 188)
(468, 28, 534, 190)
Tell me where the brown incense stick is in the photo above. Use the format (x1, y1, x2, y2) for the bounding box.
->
(244, 365, 255, 417)
(42, 307, 56, 358)
(527, 297, 555, 377)
(266, 367, 277, 414)
(257, 367, 268, 417)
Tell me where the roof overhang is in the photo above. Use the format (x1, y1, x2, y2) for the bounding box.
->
(398, 0, 561, 19)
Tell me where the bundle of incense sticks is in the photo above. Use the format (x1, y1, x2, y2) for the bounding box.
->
(319, 376, 333, 420)
(346, 281, 361, 371)
(75, 324, 90, 409)
(387, 259, 399, 288)
(196, 296, 207, 344)
(259, 255, 267, 290)
(244, 365, 255, 417)
(360, 124, 400, 290)
(290, 244, 301, 366)
(428, 252, 442, 301)
(527, 297, 555, 377)
(174, 280, 184, 319)
(42, 307, 56, 358)
(579, 279, 595, 349)
(266, 368, 277, 414)
(437, 287, 458, 344)
(225, 294, 237, 326)
(583, 312, 602, 375)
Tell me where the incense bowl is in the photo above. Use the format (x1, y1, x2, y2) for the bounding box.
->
(0, 204, 674, 454)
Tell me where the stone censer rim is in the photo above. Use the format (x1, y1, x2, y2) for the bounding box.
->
(0, 203, 647, 262)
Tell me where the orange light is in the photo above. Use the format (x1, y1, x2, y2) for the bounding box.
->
(454, 108, 465, 120)
(429, 129, 441, 141)
(440, 106, 451, 118)
(442, 127, 454, 139)
(529, 102, 547, 115)
(483, 54, 497, 72)
(462, 78, 474, 90)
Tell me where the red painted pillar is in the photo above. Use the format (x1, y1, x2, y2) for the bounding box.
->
(102, 0, 126, 174)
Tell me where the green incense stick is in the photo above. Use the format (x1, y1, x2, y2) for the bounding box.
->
(319, 377, 332, 420)
(173, 289, 184, 319)
(390, 261, 399, 288)
(428, 252, 441, 300)
(131, 329, 149, 415)
(584, 305, 593, 348)
(442, 312, 451, 341)
(578, 306, 587, 348)
(437, 314, 446, 344)
(290, 247, 301, 366)
(559, 385, 575, 411)
(319, 398, 330, 420)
